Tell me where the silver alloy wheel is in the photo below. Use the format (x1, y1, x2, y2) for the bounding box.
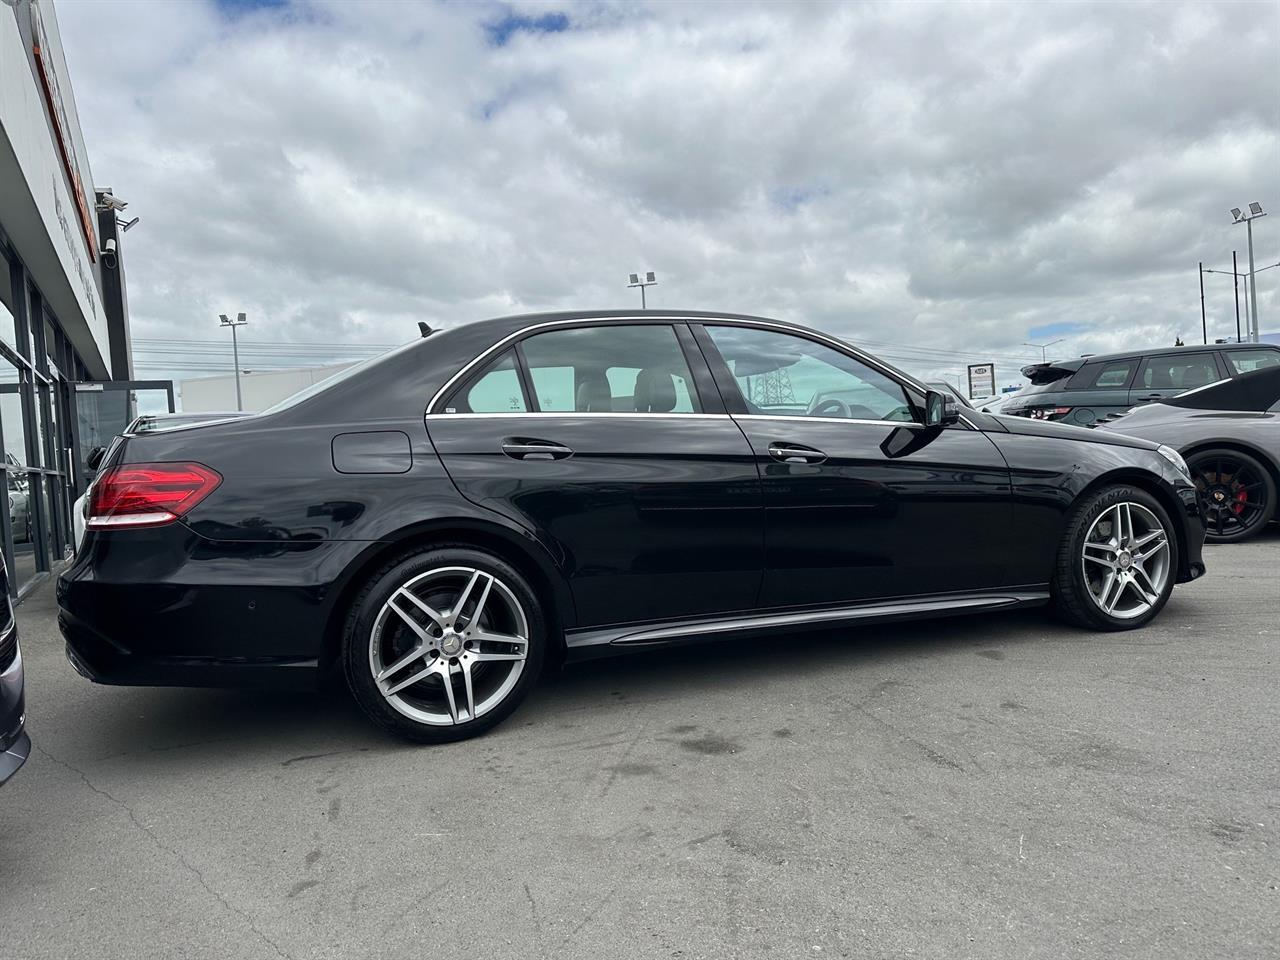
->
(369, 566, 529, 726)
(1081, 501, 1171, 620)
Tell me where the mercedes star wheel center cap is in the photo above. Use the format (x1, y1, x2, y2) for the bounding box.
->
(1117, 550, 1133, 569)
(441, 631, 463, 656)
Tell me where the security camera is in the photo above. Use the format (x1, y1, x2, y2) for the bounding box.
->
(95, 193, 128, 213)
(101, 238, 117, 270)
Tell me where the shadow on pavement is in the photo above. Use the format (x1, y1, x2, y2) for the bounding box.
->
(50, 605, 1064, 765)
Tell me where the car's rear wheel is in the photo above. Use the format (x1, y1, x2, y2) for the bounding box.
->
(1186, 447, 1276, 543)
(342, 547, 546, 743)
(1052, 485, 1178, 630)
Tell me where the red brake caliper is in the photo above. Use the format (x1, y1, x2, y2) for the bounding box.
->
(1233, 488, 1248, 516)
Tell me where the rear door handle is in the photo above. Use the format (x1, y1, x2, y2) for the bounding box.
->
(501, 438, 574, 461)
(768, 442, 827, 464)
(1137, 393, 1164, 401)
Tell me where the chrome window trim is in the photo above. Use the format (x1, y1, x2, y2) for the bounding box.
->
(427, 315, 932, 415)
(425, 412, 729, 421)
(734, 413, 925, 429)
(424, 410, 978, 430)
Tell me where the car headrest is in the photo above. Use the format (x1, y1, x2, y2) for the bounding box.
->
(575, 376, 612, 412)
(1180, 366, 1211, 388)
(633, 368, 677, 413)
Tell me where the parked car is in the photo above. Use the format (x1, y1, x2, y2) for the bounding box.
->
(72, 411, 249, 551)
(59, 311, 1206, 743)
(1004, 343, 1280, 427)
(973, 392, 1021, 415)
(928, 382, 975, 409)
(1, 552, 29, 785)
(1094, 366, 1280, 542)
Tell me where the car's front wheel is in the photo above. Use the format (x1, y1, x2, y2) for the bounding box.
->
(343, 547, 546, 743)
(1051, 484, 1178, 630)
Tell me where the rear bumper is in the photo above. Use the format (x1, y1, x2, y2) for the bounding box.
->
(60, 609, 319, 691)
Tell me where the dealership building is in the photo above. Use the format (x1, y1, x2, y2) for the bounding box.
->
(0, 0, 155, 597)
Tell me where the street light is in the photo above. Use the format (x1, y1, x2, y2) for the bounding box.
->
(1231, 203, 1266, 342)
(627, 271, 657, 309)
(1205, 259, 1280, 342)
(1023, 338, 1064, 363)
(218, 312, 247, 411)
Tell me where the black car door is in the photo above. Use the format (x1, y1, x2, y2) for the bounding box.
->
(425, 321, 764, 628)
(693, 322, 1014, 609)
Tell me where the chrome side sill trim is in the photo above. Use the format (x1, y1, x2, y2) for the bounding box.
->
(565, 590, 1050, 650)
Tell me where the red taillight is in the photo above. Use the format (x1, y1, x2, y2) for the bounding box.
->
(1030, 406, 1073, 420)
(86, 462, 222, 530)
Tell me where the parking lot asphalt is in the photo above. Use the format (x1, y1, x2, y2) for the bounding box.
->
(2, 533, 1278, 960)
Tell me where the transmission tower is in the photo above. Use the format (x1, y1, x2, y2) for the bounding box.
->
(748, 368, 795, 405)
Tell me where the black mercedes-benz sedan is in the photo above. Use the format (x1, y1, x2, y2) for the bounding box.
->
(58, 311, 1207, 743)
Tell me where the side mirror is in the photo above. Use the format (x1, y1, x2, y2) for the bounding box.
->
(86, 446, 106, 472)
(923, 390, 961, 428)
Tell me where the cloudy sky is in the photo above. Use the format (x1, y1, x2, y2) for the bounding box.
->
(55, 0, 1279, 388)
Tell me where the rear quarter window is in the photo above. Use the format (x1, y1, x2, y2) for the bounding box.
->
(1069, 360, 1135, 390)
(1225, 348, 1280, 374)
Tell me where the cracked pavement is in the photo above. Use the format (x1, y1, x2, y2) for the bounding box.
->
(2, 531, 1278, 959)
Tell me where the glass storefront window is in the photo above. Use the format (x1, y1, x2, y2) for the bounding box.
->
(0, 362, 29, 471)
(7, 471, 36, 589)
(0, 250, 17, 354)
(42, 472, 62, 562)
(35, 382, 50, 468)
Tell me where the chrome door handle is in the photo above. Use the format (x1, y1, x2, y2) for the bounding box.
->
(768, 442, 827, 464)
(501, 439, 574, 461)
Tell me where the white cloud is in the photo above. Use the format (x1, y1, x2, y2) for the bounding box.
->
(54, 0, 1280, 386)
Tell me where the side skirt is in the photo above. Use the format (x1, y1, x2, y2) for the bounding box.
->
(564, 589, 1051, 661)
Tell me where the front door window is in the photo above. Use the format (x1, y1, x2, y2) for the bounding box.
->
(703, 325, 914, 422)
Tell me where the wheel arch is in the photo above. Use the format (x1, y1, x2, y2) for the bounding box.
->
(318, 517, 575, 675)
(1179, 438, 1280, 488)
(1075, 467, 1192, 579)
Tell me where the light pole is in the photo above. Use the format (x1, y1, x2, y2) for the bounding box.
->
(1023, 338, 1064, 363)
(1199, 261, 1207, 344)
(1231, 203, 1266, 342)
(1204, 259, 1280, 343)
(218, 312, 247, 411)
(627, 271, 657, 309)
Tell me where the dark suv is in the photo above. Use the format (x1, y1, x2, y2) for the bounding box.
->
(1004, 343, 1280, 426)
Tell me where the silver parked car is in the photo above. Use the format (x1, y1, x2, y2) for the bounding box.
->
(1095, 366, 1280, 542)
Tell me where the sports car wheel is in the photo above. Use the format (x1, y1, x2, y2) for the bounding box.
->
(343, 547, 546, 743)
(1186, 448, 1276, 543)
(1051, 484, 1178, 631)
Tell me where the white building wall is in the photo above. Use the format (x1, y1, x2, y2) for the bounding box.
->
(0, 0, 109, 371)
(180, 362, 357, 413)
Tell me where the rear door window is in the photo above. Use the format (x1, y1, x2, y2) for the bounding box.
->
(1136, 352, 1219, 391)
(519, 325, 702, 414)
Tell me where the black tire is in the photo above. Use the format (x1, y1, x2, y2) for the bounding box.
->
(1186, 447, 1277, 544)
(1051, 484, 1179, 631)
(342, 546, 547, 743)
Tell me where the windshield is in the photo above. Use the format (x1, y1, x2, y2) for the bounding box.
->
(259, 340, 420, 415)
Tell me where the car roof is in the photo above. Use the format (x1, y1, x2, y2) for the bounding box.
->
(444, 308, 813, 342)
(1022, 341, 1279, 381)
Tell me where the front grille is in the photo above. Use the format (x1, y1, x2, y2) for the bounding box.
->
(0, 623, 15, 672)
